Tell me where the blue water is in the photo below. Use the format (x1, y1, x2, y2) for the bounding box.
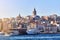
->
(0, 34, 60, 40)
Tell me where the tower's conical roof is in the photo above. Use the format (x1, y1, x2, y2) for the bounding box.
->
(33, 8, 36, 15)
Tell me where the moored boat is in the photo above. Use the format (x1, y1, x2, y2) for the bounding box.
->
(26, 28, 38, 34)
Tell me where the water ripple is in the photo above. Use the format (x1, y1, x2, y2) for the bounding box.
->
(0, 34, 60, 40)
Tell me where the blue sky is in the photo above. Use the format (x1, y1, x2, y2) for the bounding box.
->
(0, 0, 60, 18)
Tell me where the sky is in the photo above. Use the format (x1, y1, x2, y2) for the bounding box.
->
(0, 0, 60, 18)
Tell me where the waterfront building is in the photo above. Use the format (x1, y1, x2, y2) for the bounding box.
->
(16, 14, 24, 26)
(2, 18, 10, 33)
(56, 16, 60, 24)
(0, 19, 3, 31)
(11, 19, 17, 28)
(44, 24, 57, 33)
(49, 14, 57, 20)
(37, 24, 45, 33)
(9, 17, 17, 28)
(48, 14, 57, 23)
(16, 14, 22, 21)
(25, 16, 31, 23)
(41, 16, 48, 20)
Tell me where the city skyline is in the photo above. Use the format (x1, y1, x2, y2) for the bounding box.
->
(0, 0, 60, 18)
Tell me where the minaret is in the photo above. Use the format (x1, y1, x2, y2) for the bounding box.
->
(33, 8, 36, 16)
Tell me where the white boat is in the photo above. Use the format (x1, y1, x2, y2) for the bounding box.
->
(26, 28, 38, 34)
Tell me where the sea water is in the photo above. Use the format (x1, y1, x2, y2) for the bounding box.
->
(0, 34, 60, 40)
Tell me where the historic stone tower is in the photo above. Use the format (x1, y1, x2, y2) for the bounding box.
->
(33, 8, 36, 16)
